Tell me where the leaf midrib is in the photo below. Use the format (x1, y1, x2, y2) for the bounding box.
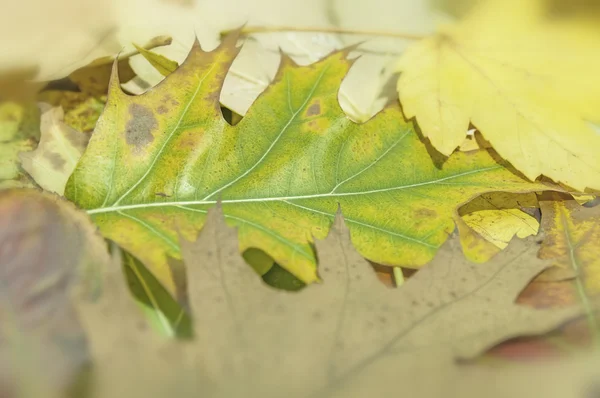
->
(86, 165, 502, 215)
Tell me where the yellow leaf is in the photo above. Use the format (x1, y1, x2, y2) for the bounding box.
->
(536, 193, 600, 338)
(37, 90, 106, 133)
(397, 0, 600, 191)
(538, 194, 600, 295)
(458, 193, 540, 262)
(132, 44, 178, 77)
(572, 193, 597, 206)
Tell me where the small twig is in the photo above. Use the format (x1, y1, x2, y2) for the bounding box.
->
(223, 26, 426, 41)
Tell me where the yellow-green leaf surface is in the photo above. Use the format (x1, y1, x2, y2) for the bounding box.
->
(0, 102, 40, 189)
(37, 90, 106, 133)
(396, 0, 600, 191)
(133, 44, 179, 77)
(66, 33, 551, 291)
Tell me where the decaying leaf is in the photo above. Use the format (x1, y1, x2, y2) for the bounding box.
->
(0, 189, 110, 397)
(534, 194, 600, 338)
(536, 195, 600, 290)
(0, 102, 40, 189)
(493, 194, 600, 353)
(397, 0, 600, 191)
(37, 90, 106, 133)
(75, 206, 581, 397)
(19, 104, 90, 195)
(65, 33, 553, 292)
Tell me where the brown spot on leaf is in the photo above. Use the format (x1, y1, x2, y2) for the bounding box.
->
(157, 105, 168, 114)
(306, 102, 321, 117)
(125, 104, 157, 150)
(44, 152, 66, 171)
(415, 208, 437, 218)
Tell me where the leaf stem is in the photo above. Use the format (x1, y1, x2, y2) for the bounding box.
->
(393, 267, 405, 287)
(223, 26, 426, 41)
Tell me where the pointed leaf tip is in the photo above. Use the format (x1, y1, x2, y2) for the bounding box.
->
(67, 34, 551, 292)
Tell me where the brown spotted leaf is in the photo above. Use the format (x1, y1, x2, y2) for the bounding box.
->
(20, 104, 90, 195)
(65, 32, 551, 293)
(521, 193, 600, 346)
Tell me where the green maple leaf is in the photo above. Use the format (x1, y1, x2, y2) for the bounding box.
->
(66, 33, 550, 292)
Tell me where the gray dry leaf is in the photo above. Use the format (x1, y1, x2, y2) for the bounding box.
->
(77, 206, 583, 398)
(0, 189, 110, 398)
(20, 104, 89, 195)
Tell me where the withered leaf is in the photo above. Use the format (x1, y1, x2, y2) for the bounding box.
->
(20, 103, 90, 195)
(0, 189, 110, 397)
(76, 207, 581, 397)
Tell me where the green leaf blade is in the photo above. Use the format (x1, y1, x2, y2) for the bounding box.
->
(66, 33, 551, 292)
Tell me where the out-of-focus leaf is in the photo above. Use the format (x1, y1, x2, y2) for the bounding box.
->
(0, 68, 44, 102)
(494, 193, 600, 355)
(69, 35, 172, 95)
(458, 193, 540, 262)
(37, 90, 106, 133)
(20, 104, 90, 195)
(0, 189, 110, 397)
(242, 248, 274, 276)
(261, 263, 305, 291)
(74, 206, 582, 397)
(123, 0, 452, 121)
(122, 250, 192, 338)
(397, 0, 600, 191)
(0, 102, 40, 189)
(133, 44, 178, 76)
(535, 193, 600, 341)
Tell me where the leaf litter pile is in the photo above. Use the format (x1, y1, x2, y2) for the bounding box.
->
(1, 0, 600, 396)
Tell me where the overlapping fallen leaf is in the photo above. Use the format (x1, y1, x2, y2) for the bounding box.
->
(0, 102, 40, 190)
(65, 32, 555, 293)
(521, 194, 600, 346)
(0, 188, 596, 397)
(397, 0, 600, 191)
(0, 189, 108, 397)
(19, 103, 90, 194)
(458, 193, 540, 263)
(1, 2, 600, 394)
(74, 205, 582, 397)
